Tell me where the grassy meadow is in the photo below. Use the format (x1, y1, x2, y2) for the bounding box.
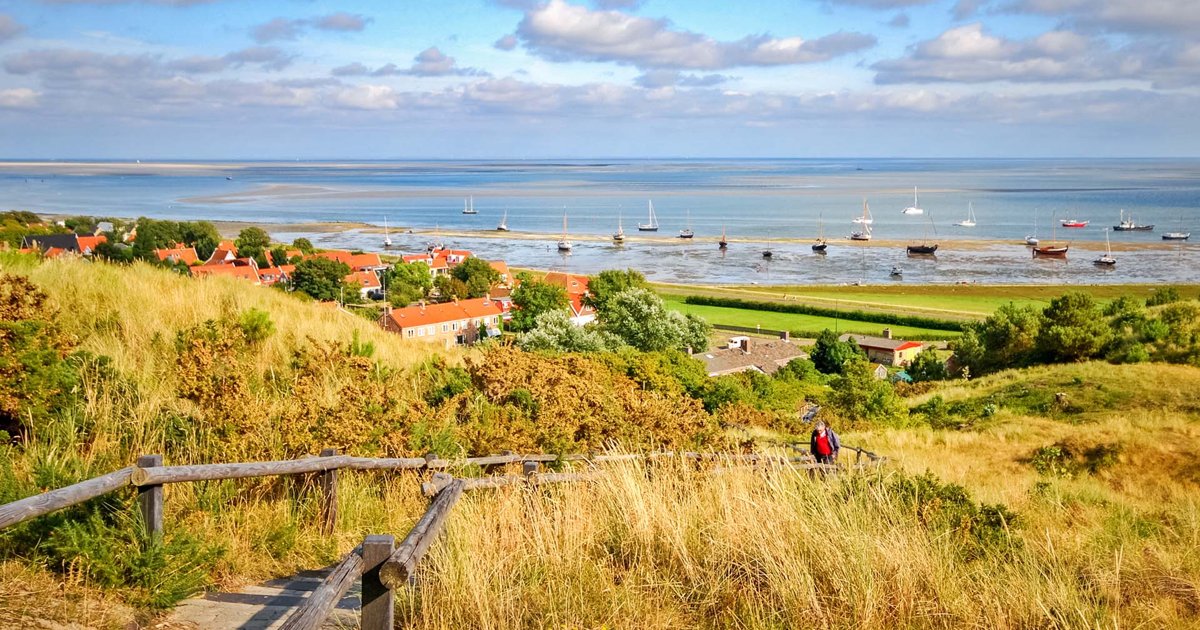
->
(1, 253, 1198, 628)
(661, 295, 961, 339)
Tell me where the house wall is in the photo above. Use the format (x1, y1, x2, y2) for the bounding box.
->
(894, 346, 923, 366)
(391, 315, 501, 345)
(864, 347, 897, 365)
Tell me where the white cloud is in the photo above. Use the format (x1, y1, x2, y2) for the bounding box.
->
(252, 13, 371, 43)
(330, 84, 399, 110)
(513, 0, 875, 69)
(1003, 0, 1200, 34)
(0, 14, 25, 42)
(0, 87, 39, 108)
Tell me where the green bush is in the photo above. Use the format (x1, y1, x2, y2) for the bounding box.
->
(1030, 441, 1123, 478)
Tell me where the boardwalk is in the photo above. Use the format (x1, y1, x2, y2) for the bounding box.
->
(167, 567, 360, 630)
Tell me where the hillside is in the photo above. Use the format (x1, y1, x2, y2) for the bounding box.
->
(1, 253, 1198, 628)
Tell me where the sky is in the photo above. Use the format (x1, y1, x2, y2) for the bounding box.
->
(0, 0, 1197, 158)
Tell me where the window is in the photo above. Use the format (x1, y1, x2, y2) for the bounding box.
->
(417, 328, 424, 337)
(442, 324, 449, 332)
(406, 329, 414, 338)
(427, 326, 434, 335)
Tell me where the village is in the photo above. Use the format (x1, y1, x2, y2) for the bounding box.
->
(17, 221, 932, 383)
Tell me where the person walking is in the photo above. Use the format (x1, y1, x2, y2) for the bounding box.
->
(810, 421, 840, 465)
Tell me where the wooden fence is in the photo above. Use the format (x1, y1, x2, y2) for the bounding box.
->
(0, 446, 884, 629)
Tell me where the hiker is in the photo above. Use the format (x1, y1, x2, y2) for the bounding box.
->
(810, 421, 840, 465)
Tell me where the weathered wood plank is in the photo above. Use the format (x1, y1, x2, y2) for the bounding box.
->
(419, 472, 455, 498)
(379, 480, 464, 590)
(317, 448, 338, 535)
(137, 455, 163, 539)
(342, 457, 428, 470)
(130, 455, 352, 486)
(360, 535, 394, 630)
(278, 549, 363, 630)
(460, 472, 600, 491)
(0, 466, 134, 530)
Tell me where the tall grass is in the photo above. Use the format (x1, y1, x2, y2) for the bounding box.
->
(405, 459, 1200, 629)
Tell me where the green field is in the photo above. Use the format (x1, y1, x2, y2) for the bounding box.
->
(661, 295, 959, 339)
(655, 283, 1195, 321)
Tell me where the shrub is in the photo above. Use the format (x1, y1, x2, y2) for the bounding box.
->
(1030, 441, 1123, 478)
(1146, 286, 1183, 307)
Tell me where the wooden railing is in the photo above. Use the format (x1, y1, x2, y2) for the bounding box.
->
(0, 447, 884, 629)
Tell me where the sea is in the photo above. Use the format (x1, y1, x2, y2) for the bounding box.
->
(2, 158, 1198, 285)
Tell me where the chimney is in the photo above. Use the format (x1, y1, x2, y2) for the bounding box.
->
(883, 328, 892, 339)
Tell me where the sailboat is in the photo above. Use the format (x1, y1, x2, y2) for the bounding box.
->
(906, 212, 938, 255)
(852, 198, 874, 225)
(901, 186, 924, 215)
(496, 209, 509, 232)
(718, 226, 728, 250)
(679, 209, 694, 239)
(1094, 228, 1116, 266)
(613, 213, 625, 244)
(558, 213, 573, 252)
(1033, 220, 1068, 258)
(1026, 208, 1040, 246)
(1163, 215, 1190, 240)
(812, 213, 827, 252)
(638, 200, 659, 231)
(850, 199, 873, 240)
(462, 196, 477, 215)
(954, 202, 977, 227)
(383, 217, 393, 248)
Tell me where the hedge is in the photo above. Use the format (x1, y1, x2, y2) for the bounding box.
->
(683, 295, 964, 332)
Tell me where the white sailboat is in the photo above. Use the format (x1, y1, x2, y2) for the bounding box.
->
(462, 196, 477, 215)
(850, 200, 873, 240)
(558, 212, 573, 252)
(1026, 208, 1040, 246)
(638, 200, 659, 231)
(496, 209, 509, 232)
(852, 197, 874, 225)
(613, 212, 625, 243)
(1094, 228, 1116, 266)
(954, 201, 977, 227)
(901, 186, 924, 215)
(383, 217, 393, 248)
(679, 209, 694, 239)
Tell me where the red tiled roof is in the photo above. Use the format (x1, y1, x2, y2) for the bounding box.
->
(313, 250, 384, 270)
(895, 341, 924, 351)
(76, 235, 107, 253)
(154, 246, 199, 265)
(190, 265, 260, 283)
(385, 297, 503, 329)
(258, 267, 289, 285)
(488, 260, 509, 277)
(205, 247, 237, 265)
(44, 247, 67, 258)
(543, 271, 589, 295)
(346, 271, 381, 290)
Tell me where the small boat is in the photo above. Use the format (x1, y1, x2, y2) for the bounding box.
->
(1113, 209, 1153, 232)
(718, 226, 727, 250)
(954, 201, 977, 227)
(679, 209, 694, 239)
(496, 209, 509, 232)
(907, 211, 938, 255)
(1163, 232, 1191, 241)
(613, 213, 625, 243)
(557, 213, 572, 252)
(890, 266, 903, 277)
(850, 228, 872, 241)
(901, 186, 924, 215)
(1093, 228, 1116, 267)
(762, 250, 773, 259)
(383, 217, 393, 248)
(1033, 221, 1068, 257)
(813, 213, 827, 252)
(853, 198, 874, 225)
(462, 196, 478, 215)
(1025, 235, 1040, 246)
(1026, 208, 1039, 245)
(638, 200, 659, 231)
(1061, 219, 1088, 228)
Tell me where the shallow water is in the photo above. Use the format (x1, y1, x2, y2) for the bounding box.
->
(3, 158, 1198, 284)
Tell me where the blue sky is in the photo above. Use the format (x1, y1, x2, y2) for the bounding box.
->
(0, 0, 1196, 158)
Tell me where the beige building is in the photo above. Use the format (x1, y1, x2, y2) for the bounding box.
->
(840, 329, 924, 366)
(381, 297, 504, 347)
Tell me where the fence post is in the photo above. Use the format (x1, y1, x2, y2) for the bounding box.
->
(318, 448, 338, 535)
(136, 454, 163, 541)
(361, 534, 395, 630)
(522, 461, 540, 478)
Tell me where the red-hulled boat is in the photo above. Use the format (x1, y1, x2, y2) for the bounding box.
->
(1060, 219, 1089, 228)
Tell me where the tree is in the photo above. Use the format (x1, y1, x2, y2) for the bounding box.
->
(433, 275, 469, 301)
(450, 258, 500, 298)
(828, 358, 908, 426)
(292, 238, 315, 254)
(291, 257, 351, 302)
(810, 329, 864, 374)
(179, 221, 220, 261)
(600, 288, 709, 352)
(510, 274, 570, 332)
(1147, 286, 1183, 307)
(386, 262, 434, 306)
(585, 269, 648, 315)
(1036, 292, 1110, 362)
(517, 311, 621, 353)
(235, 227, 272, 264)
(907, 347, 948, 382)
(130, 217, 183, 259)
